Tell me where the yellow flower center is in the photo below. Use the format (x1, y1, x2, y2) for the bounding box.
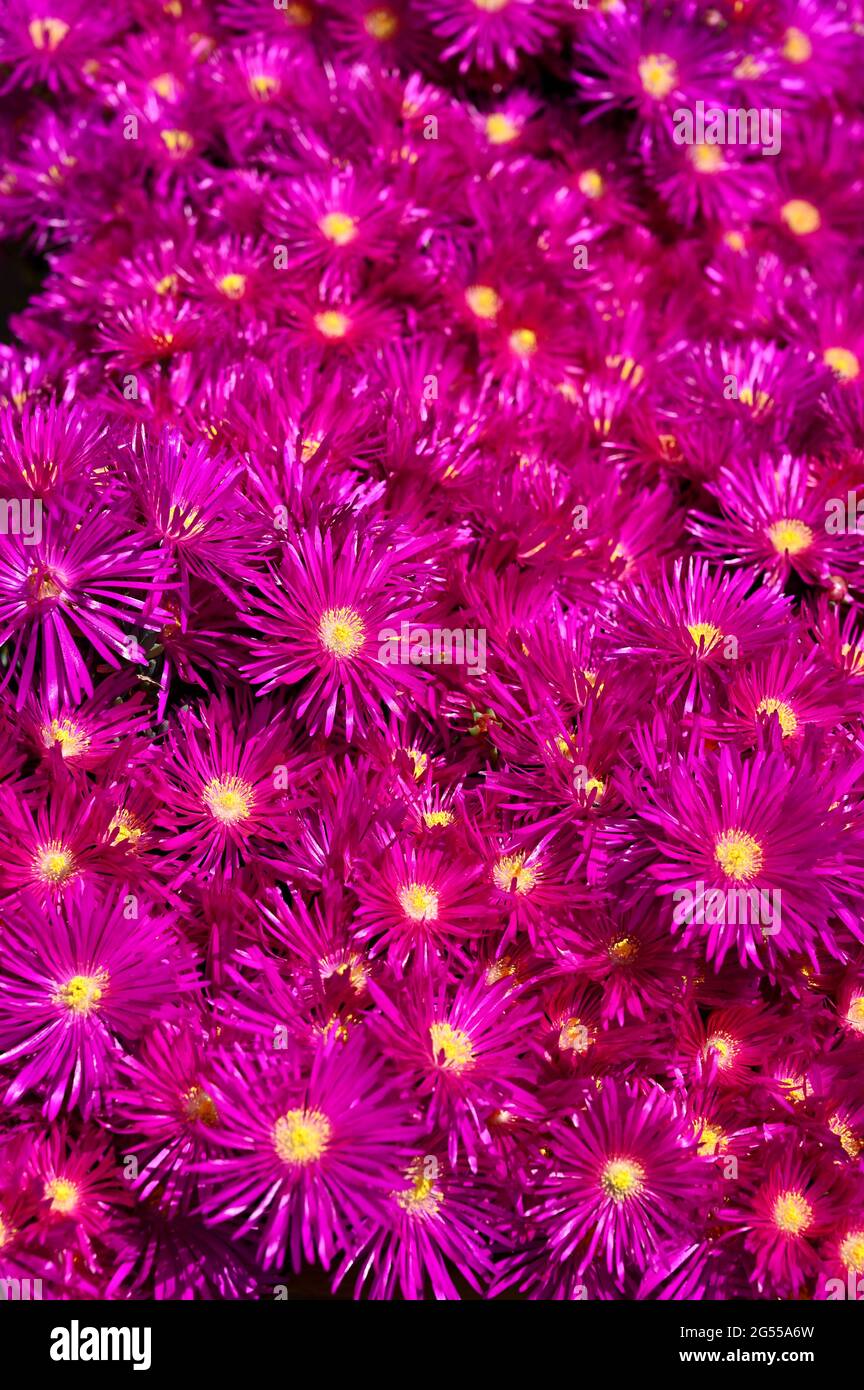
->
(429, 1021, 475, 1072)
(492, 852, 538, 895)
(714, 829, 764, 882)
(485, 955, 517, 984)
(160, 129, 194, 158)
(155, 272, 178, 295)
(218, 273, 247, 299)
(404, 747, 427, 779)
(465, 284, 502, 320)
(392, 1158, 443, 1218)
(486, 113, 520, 145)
(273, 1109, 331, 1165)
(601, 1157, 645, 1203)
(694, 1118, 727, 1156)
(509, 327, 538, 359)
(108, 808, 145, 847)
(249, 73, 280, 100)
(423, 810, 454, 828)
(314, 309, 351, 339)
(202, 775, 254, 825)
(364, 7, 398, 39)
(689, 144, 726, 174)
(829, 1112, 862, 1158)
(317, 605, 366, 658)
(824, 346, 860, 381)
(54, 970, 109, 1016)
(705, 1031, 739, 1068)
(756, 696, 798, 737)
(839, 1232, 864, 1274)
(28, 17, 69, 50)
(846, 996, 864, 1033)
(638, 53, 678, 99)
(473, 0, 509, 10)
(319, 211, 358, 245)
(767, 517, 813, 555)
(34, 841, 77, 887)
(687, 621, 723, 654)
(45, 1178, 79, 1215)
(42, 717, 90, 759)
(781, 199, 821, 236)
(608, 934, 639, 963)
(284, 1, 313, 24)
(841, 642, 864, 675)
(398, 882, 440, 922)
(182, 1085, 218, 1127)
(782, 27, 813, 63)
(578, 168, 604, 199)
(772, 1190, 813, 1236)
(558, 1017, 592, 1055)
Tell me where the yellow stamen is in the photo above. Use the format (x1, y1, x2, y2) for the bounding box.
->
(509, 327, 538, 359)
(839, 1231, 864, 1274)
(714, 829, 764, 882)
(151, 72, 181, 100)
(687, 621, 723, 654)
(694, 1118, 727, 1156)
(558, 1017, 592, 1055)
(756, 696, 798, 737)
(28, 17, 69, 50)
(601, 1157, 645, 1202)
(317, 605, 365, 658)
(429, 1021, 475, 1072)
(485, 956, 516, 985)
(846, 995, 864, 1034)
(160, 129, 194, 159)
(638, 53, 678, 99)
(772, 1189, 813, 1236)
(273, 1108, 331, 1165)
(829, 1112, 862, 1158)
(249, 73, 280, 100)
(782, 27, 813, 63)
(578, 168, 604, 199)
(202, 775, 254, 825)
(392, 1157, 443, 1217)
(465, 284, 501, 320)
(423, 810, 454, 828)
(54, 970, 109, 1016)
(824, 346, 860, 381)
(398, 882, 439, 922)
(182, 1085, 218, 1127)
(314, 309, 351, 340)
(486, 113, 520, 145)
(319, 211, 358, 246)
(767, 517, 813, 555)
(781, 199, 821, 236)
(689, 144, 726, 174)
(492, 852, 538, 895)
(42, 718, 90, 759)
(34, 841, 77, 887)
(705, 1031, 739, 1068)
(473, 0, 509, 10)
(108, 808, 145, 847)
(283, 2, 313, 24)
(364, 7, 398, 39)
(155, 272, 178, 295)
(217, 272, 247, 299)
(608, 934, 639, 964)
(45, 1178, 79, 1214)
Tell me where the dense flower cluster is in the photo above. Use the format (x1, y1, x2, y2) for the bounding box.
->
(0, 0, 863, 1303)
